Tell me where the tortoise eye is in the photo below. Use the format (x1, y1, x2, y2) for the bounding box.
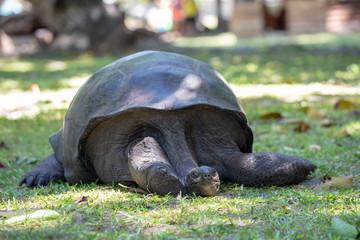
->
(191, 171, 198, 178)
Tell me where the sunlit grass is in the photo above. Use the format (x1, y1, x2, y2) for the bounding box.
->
(1, 95, 359, 239)
(0, 36, 360, 239)
(344, 121, 360, 136)
(174, 32, 360, 49)
(173, 32, 238, 48)
(194, 50, 360, 86)
(0, 61, 35, 72)
(44, 60, 67, 72)
(1, 36, 359, 95)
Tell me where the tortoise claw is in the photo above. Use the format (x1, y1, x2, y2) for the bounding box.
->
(145, 163, 186, 196)
(19, 176, 26, 187)
(37, 176, 47, 186)
(26, 175, 35, 188)
(49, 178, 56, 184)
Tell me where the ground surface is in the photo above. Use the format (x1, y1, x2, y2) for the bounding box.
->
(0, 33, 359, 239)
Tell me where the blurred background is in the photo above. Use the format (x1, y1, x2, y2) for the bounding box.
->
(1, 0, 360, 56)
(1, 3, 360, 238)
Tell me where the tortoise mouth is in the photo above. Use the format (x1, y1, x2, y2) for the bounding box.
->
(185, 166, 220, 197)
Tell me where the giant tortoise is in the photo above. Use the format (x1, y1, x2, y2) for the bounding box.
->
(20, 51, 316, 196)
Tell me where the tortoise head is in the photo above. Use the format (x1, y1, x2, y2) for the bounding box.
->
(185, 166, 220, 197)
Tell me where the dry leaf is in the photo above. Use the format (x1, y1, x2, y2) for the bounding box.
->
(331, 217, 359, 239)
(335, 99, 355, 110)
(314, 176, 354, 190)
(74, 196, 89, 205)
(277, 119, 311, 132)
(5, 210, 60, 224)
(294, 121, 310, 132)
(278, 118, 301, 125)
(28, 84, 41, 93)
(299, 176, 354, 190)
(299, 178, 323, 189)
(0, 162, 6, 168)
(260, 112, 283, 120)
(282, 206, 290, 212)
(118, 183, 149, 195)
(308, 144, 321, 152)
(339, 130, 351, 137)
(321, 119, 337, 128)
(307, 108, 325, 119)
(284, 77, 296, 84)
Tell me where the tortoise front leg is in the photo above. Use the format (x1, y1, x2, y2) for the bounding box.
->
(19, 154, 66, 188)
(223, 152, 316, 187)
(126, 137, 186, 196)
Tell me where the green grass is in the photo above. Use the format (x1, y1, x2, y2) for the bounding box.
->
(1, 34, 360, 239)
(184, 48, 360, 86)
(178, 33, 360, 86)
(174, 32, 360, 49)
(1, 33, 359, 94)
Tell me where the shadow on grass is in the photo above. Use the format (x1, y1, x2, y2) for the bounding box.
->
(0, 93, 359, 238)
(1, 180, 359, 239)
(1, 94, 359, 194)
(1, 45, 360, 95)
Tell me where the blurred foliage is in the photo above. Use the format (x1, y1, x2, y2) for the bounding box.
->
(185, 47, 360, 86)
(1, 33, 360, 94)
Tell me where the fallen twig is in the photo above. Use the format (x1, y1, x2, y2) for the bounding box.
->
(118, 183, 149, 195)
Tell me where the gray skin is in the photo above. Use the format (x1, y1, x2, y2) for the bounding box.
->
(20, 51, 316, 197)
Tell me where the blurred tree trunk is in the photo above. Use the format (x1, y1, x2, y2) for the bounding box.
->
(216, 0, 227, 31)
(27, 0, 155, 54)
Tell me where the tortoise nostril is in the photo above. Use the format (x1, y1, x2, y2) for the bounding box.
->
(203, 173, 211, 180)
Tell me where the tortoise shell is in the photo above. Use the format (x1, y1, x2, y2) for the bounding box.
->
(49, 51, 253, 183)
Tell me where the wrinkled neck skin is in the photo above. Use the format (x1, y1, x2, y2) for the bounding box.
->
(160, 119, 198, 180)
(154, 121, 220, 196)
(124, 110, 220, 197)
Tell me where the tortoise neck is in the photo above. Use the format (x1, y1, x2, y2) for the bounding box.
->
(159, 117, 199, 180)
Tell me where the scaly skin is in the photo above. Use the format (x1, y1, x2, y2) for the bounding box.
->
(20, 108, 316, 197)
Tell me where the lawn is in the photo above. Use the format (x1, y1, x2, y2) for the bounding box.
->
(0, 33, 360, 239)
